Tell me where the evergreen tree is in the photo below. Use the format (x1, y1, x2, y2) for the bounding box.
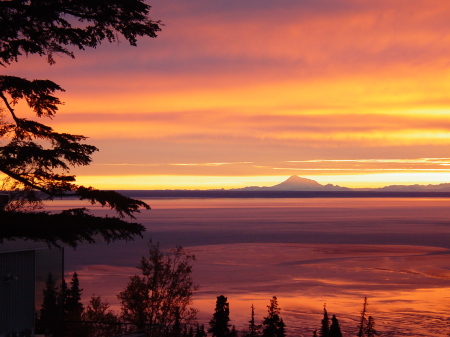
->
(65, 272, 84, 337)
(320, 304, 330, 337)
(247, 304, 261, 337)
(40, 272, 58, 318)
(37, 273, 60, 335)
(230, 325, 238, 337)
(0, 0, 158, 248)
(209, 295, 232, 337)
(357, 297, 368, 337)
(278, 319, 286, 337)
(67, 272, 84, 314)
(0, 1, 161, 66)
(56, 276, 68, 337)
(329, 315, 342, 337)
(366, 316, 377, 337)
(262, 296, 286, 337)
(56, 277, 68, 315)
(195, 324, 207, 337)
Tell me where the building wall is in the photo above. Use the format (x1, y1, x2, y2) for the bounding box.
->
(0, 250, 35, 336)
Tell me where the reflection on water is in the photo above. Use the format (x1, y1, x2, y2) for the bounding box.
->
(52, 198, 450, 336)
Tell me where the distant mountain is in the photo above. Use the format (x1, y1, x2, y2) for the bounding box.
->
(231, 175, 350, 191)
(270, 175, 323, 190)
(231, 175, 450, 192)
(358, 183, 450, 192)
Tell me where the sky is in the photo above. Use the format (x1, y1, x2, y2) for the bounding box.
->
(4, 0, 450, 189)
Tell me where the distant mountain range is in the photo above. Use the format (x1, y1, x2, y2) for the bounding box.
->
(230, 175, 450, 192)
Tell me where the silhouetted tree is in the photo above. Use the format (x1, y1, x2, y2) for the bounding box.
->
(0, 0, 159, 248)
(320, 304, 330, 337)
(0, 0, 161, 66)
(67, 272, 83, 313)
(230, 325, 238, 337)
(36, 273, 61, 336)
(246, 304, 261, 337)
(171, 307, 183, 337)
(82, 295, 124, 337)
(64, 272, 84, 336)
(209, 295, 232, 337)
(366, 316, 377, 337)
(118, 242, 198, 336)
(277, 320, 286, 337)
(329, 315, 342, 337)
(262, 296, 286, 337)
(57, 277, 68, 313)
(195, 324, 207, 337)
(184, 325, 194, 337)
(55, 277, 68, 336)
(357, 297, 368, 337)
(1, 210, 147, 248)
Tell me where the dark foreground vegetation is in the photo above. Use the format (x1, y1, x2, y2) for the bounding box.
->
(36, 242, 379, 337)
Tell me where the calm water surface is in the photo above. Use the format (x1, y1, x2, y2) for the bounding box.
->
(47, 198, 450, 336)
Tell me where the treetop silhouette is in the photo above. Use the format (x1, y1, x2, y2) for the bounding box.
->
(209, 295, 232, 337)
(0, 0, 161, 66)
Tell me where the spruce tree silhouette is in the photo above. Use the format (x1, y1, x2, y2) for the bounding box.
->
(366, 316, 378, 337)
(36, 273, 61, 336)
(247, 304, 261, 337)
(329, 315, 342, 337)
(357, 297, 368, 337)
(209, 295, 232, 337)
(262, 296, 286, 337)
(65, 272, 84, 337)
(320, 304, 330, 337)
(195, 324, 207, 337)
(0, 0, 160, 248)
(230, 325, 238, 337)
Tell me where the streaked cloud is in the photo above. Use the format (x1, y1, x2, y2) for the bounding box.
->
(67, 158, 450, 189)
(4, 1, 450, 188)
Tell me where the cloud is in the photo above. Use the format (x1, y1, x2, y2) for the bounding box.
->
(68, 158, 450, 182)
(6, 1, 450, 187)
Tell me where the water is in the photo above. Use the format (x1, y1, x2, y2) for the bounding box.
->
(47, 197, 450, 336)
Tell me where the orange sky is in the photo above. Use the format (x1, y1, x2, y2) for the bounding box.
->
(4, 0, 450, 189)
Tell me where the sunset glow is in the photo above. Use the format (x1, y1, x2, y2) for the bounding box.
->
(4, 0, 450, 189)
